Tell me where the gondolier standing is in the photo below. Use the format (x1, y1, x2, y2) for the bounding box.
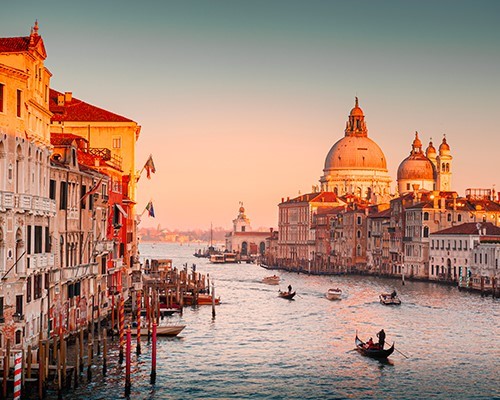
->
(288, 285, 292, 293)
(377, 329, 386, 349)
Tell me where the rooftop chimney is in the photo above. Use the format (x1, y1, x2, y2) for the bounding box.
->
(64, 92, 72, 103)
(57, 94, 64, 106)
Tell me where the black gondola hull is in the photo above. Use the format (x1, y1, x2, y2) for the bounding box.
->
(355, 335, 395, 359)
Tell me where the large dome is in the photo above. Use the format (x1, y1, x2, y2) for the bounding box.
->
(324, 136, 387, 170)
(397, 153, 435, 180)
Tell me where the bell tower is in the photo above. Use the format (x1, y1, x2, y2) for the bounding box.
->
(436, 135, 452, 191)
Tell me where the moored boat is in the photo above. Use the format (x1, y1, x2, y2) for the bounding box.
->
(355, 334, 394, 359)
(183, 293, 221, 305)
(278, 290, 296, 300)
(132, 325, 186, 337)
(262, 275, 280, 285)
(379, 292, 401, 305)
(326, 288, 342, 300)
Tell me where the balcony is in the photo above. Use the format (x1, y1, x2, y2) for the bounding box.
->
(28, 253, 55, 270)
(0, 191, 56, 215)
(403, 237, 413, 242)
(62, 263, 98, 281)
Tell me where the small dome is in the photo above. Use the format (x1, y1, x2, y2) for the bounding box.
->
(426, 140, 436, 157)
(349, 96, 364, 116)
(324, 136, 387, 171)
(439, 137, 450, 154)
(397, 153, 435, 180)
(412, 132, 422, 149)
(239, 206, 245, 214)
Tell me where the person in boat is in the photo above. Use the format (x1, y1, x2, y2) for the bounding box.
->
(288, 284, 292, 293)
(366, 337, 374, 349)
(391, 290, 397, 299)
(377, 329, 386, 349)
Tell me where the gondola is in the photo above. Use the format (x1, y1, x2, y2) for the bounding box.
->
(355, 334, 394, 359)
(278, 290, 296, 300)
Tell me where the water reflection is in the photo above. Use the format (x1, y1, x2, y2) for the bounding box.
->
(64, 243, 500, 400)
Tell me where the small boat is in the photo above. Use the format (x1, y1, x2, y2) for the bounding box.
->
(355, 334, 395, 359)
(326, 288, 342, 300)
(379, 292, 401, 305)
(262, 275, 280, 285)
(210, 254, 225, 264)
(183, 293, 221, 305)
(278, 290, 296, 300)
(132, 325, 186, 337)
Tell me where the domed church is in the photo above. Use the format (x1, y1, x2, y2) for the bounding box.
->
(397, 132, 452, 194)
(320, 98, 392, 203)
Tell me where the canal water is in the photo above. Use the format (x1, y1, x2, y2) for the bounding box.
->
(68, 242, 498, 400)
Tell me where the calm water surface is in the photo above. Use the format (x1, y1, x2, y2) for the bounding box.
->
(69, 242, 499, 400)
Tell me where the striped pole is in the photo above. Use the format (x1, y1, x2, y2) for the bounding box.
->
(14, 352, 22, 400)
(136, 290, 141, 355)
(125, 326, 131, 396)
(119, 295, 125, 364)
(150, 322, 157, 384)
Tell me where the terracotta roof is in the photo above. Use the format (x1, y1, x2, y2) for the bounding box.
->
(432, 222, 500, 236)
(281, 192, 339, 205)
(50, 133, 88, 147)
(49, 89, 134, 123)
(0, 36, 38, 52)
(368, 208, 392, 218)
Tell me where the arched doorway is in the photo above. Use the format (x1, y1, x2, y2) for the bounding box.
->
(259, 242, 265, 255)
(241, 242, 248, 256)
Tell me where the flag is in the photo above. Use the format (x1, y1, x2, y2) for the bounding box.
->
(144, 155, 156, 179)
(146, 201, 155, 218)
(80, 177, 103, 203)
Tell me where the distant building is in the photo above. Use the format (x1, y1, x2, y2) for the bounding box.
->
(429, 222, 500, 294)
(225, 204, 270, 259)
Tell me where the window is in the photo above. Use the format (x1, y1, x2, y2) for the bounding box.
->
(27, 277, 32, 303)
(112, 137, 121, 149)
(49, 179, 56, 200)
(0, 297, 4, 320)
(81, 185, 87, 209)
(15, 295, 23, 316)
(27, 225, 32, 255)
(45, 227, 50, 253)
(406, 183, 410, 190)
(423, 226, 429, 238)
(15, 330, 21, 345)
(34, 226, 43, 254)
(447, 214, 452, 222)
(16, 89, 22, 117)
(458, 215, 462, 222)
(60, 181, 67, 209)
(0, 83, 4, 113)
(357, 230, 361, 238)
(431, 240, 434, 249)
(357, 216, 362, 225)
(424, 212, 429, 221)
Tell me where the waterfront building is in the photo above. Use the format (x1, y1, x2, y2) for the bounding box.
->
(277, 191, 343, 271)
(310, 206, 337, 273)
(319, 98, 392, 203)
(429, 222, 500, 293)
(50, 134, 112, 335)
(225, 203, 270, 259)
(49, 89, 141, 299)
(0, 23, 57, 348)
(366, 206, 391, 275)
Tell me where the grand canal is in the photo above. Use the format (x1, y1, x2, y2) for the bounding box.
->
(69, 242, 499, 399)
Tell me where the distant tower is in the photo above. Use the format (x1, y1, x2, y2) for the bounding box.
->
(436, 135, 452, 191)
(233, 202, 252, 233)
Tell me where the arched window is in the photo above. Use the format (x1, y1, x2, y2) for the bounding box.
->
(441, 163, 445, 172)
(423, 212, 429, 221)
(241, 242, 248, 256)
(423, 226, 429, 238)
(445, 163, 450, 172)
(259, 242, 265, 255)
(15, 330, 22, 344)
(447, 213, 452, 222)
(357, 230, 361, 239)
(458, 214, 462, 222)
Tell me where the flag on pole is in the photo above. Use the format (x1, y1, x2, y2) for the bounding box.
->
(80, 177, 103, 203)
(146, 201, 155, 218)
(144, 155, 156, 179)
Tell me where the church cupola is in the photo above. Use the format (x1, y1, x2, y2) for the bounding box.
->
(345, 97, 368, 138)
(411, 131, 423, 154)
(436, 135, 452, 191)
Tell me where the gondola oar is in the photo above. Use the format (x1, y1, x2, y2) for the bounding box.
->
(393, 345, 409, 359)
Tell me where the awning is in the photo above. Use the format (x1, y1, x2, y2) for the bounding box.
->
(115, 204, 128, 218)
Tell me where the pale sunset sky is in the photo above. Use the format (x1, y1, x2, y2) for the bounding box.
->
(2, 1, 499, 230)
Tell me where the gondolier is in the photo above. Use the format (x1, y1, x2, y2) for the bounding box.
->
(377, 329, 386, 349)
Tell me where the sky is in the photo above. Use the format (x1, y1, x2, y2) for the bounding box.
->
(2, 0, 499, 230)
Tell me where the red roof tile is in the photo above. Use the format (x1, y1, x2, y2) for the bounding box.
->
(432, 222, 500, 236)
(49, 89, 134, 123)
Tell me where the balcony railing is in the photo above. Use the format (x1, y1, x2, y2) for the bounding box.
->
(0, 191, 56, 215)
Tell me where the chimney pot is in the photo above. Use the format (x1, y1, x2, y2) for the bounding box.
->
(64, 92, 72, 102)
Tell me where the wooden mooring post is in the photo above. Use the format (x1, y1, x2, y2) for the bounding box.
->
(125, 326, 131, 396)
(102, 328, 107, 376)
(150, 322, 157, 384)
